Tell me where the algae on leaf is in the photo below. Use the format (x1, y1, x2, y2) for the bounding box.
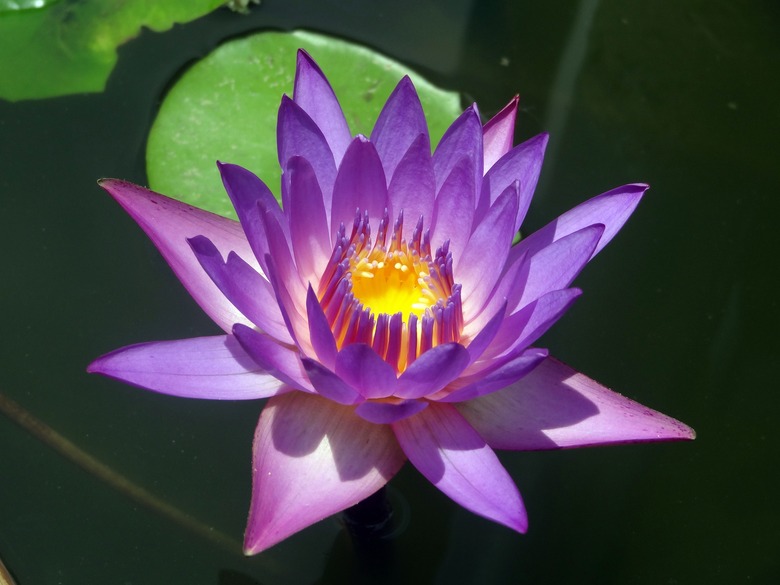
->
(0, 0, 225, 101)
(146, 30, 462, 219)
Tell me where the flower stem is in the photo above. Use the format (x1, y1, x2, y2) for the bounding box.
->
(342, 487, 394, 540)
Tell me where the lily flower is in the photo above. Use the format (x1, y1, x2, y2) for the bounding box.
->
(88, 50, 694, 554)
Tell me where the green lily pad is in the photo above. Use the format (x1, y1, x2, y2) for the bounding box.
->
(146, 30, 463, 219)
(0, 0, 224, 101)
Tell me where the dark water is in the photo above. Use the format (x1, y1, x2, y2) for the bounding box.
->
(1, 1, 777, 583)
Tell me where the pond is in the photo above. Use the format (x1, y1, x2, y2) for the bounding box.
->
(1, 1, 777, 583)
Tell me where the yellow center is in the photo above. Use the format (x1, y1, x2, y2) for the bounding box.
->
(350, 247, 436, 320)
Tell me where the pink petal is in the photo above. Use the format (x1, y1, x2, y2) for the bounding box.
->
(244, 392, 405, 554)
(293, 50, 352, 165)
(87, 335, 287, 400)
(98, 179, 254, 334)
(457, 357, 696, 450)
(392, 403, 527, 532)
(482, 96, 519, 171)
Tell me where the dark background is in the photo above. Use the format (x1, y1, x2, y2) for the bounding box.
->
(1, 1, 777, 583)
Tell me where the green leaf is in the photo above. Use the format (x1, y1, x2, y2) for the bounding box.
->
(0, 0, 224, 101)
(146, 30, 463, 219)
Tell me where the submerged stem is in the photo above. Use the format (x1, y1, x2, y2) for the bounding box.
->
(0, 391, 241, 554)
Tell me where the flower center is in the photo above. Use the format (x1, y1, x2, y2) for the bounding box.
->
(318, 210, 462, 372)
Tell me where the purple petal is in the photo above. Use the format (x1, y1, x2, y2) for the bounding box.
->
(87, 335, 287, 400)
(457, 183, 519, 318)
(244, 392, 406, 555)
(306, 285, 337, 369)
(335, 343, 398, 399)
(479, 133, 548, 231)
(187, 236, 293, 344)
(511, 224, 604, 312)
(462, 301, 507, 364)
(330, 136, 388, 238)
(432, 105, 483, 198)
(288, 156, 331, 283)
(396, 343, 470, 399)
(277, 96, 338, 214)
(483, 288, 581, 360)
(232, 324, 313, 392)
(438, 347, 548, 403)
(392, 403, 527, 532)
(293, 50, 352, 165)
(300, 358, 363, 405)
(430, 156, 476, 263)
(457, 357, 696, 450)
(461, 249, 526, 338)
(355, 399, 428, 424)
(98, 179, 254, 333)
(482, 96, 518, 171)
(387, 133, 435, 227)
(217, 162, 286, 277)
(509, 183, 648, 267)
(371, 76, 430, 180)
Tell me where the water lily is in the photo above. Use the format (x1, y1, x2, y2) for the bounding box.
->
(88, 50, 694, 555)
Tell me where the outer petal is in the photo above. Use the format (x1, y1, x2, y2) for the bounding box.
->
(371, 76, 430, 180)
(482, 96, 518, 171)
(87, 335, 287, 400)
(509, 183, 648, 267)
(244, 392, 406, 554)
(98, 179, 254, 334)
(457, 357, 696, 450)
(293, 50, 352, 165)
(392, 403, 527, 532)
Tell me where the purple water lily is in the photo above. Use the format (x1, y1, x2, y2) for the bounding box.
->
(89, 50, 694, 554)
